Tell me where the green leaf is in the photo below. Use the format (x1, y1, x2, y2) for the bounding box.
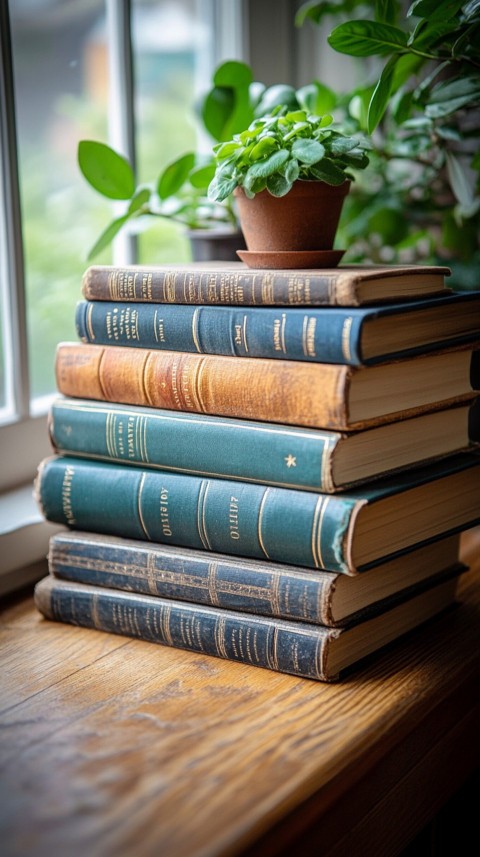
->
(189, 163, 216, 189)
(375, 0, 399, 24)
(407, 0, 464, 21)
(201, 87, 236, 141)
(429, 75, 480, 103)
(309, 159, 348, 184)
(452, 23, 480, 57)
(253, 84, 299, 117)
(128, 188, 151, 214)
(393, 90, 414, 123)
(207, 174, 238, 202)
(446, 151, 474, 208)
(329, 136, 360, 154)
(266, 174, 294, 196)
(213, 60, 253, 88)
(328, 20, 408, 56)
(291, 139, 326, 164)
(368, 55, 399, 132)
(250, 137, 279, 160)
(156, 152, 195, 200)
(78, 141, 135, 200)
(87, 214, 130, 260)
(296, 81, 336, 114)
(245, 149, 290, 181)
(411, 21, 463, 50)
(284, 159, 300, 183)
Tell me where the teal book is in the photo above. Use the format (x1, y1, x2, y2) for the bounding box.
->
(48, 531, 465, 627)
(75, 292, 480, 366)
(35, 453, 480, 575)
(34, 573, 462, 681)
(48, 397, 480, 493)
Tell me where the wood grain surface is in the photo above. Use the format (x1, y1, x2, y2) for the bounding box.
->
(1, 529, 479, 857)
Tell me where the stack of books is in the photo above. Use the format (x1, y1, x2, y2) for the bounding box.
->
(34, 261, 480, 681)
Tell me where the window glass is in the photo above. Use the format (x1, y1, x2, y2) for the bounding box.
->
(132, 0, 214, 264)
(9, 0, 112, 401)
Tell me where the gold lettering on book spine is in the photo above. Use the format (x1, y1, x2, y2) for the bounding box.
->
(160, 603, 173, 645)
(207, 562, 219, 606)
(146, 551, 158, 595)
(215, 615, 228, 659)
(270, 572, 281, 617)
(164, 272, 176, 303)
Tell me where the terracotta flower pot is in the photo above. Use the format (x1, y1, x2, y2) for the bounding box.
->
(234, 180, 350, 252)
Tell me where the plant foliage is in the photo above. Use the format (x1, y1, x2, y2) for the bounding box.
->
(296, 0, 480, 287)
(208, 108, 369, 201)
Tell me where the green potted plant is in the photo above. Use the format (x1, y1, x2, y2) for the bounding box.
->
(208, 105, 369, 265)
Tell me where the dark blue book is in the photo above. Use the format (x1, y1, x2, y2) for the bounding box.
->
(75, 292, 480, 366)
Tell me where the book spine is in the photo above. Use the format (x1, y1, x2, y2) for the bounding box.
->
(34, 576, 336, 681)
(55, 343, 351, 431)
(75, 300, 364, 365)
(49, 399, 339, 492)
(48, 533, 337, 625)
(36, 456, 361, 574)
(81, 265, 359, 307)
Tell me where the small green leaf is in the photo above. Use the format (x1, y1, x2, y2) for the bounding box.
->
(87, 214, 130, 260)
(250, 137, 279, 160)
(207, 174, 237, 202)
(328, 20, 408, 56)
(266, 174, 293, 196)
(309, 159, 348, 184)
(291, 138, 325, 164)
(157, 152, 195, 200)
(284, 159, 300, 183)
(411, 21, 463, 50)
(452, 23, 480, 57)
(329, 136, 360, 154)
(78, 141, 135, 200)
(189, 163, 216, 189)
(429, 75, 480, 103)
(296, 82, 336, 114)
(245, 149, 290, 181)
(128, 188, 151, 214)
(368, 55, 399, 132)
(253, 84, 299, 117)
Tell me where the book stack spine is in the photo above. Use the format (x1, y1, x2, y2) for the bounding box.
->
(34, 263, 480, 681)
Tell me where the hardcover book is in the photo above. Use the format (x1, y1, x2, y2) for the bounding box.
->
(75, 293, 480, 366)
(55, 342, 480, 431)
(34, 572, 462, 681)
(81, 263, 452, 306)
(35, 452, 480, 575)
(48, 397, 480, 493)
(48, 530, 464, 627)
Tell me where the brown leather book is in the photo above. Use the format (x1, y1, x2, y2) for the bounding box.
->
(55, 341, 479, 431)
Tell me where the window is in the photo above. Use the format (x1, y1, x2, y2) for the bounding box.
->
(0, 0, 315, 584)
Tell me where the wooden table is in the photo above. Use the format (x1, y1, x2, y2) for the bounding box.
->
(1, 530, 479, 857)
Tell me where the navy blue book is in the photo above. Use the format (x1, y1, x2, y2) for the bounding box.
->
(75, 292, 480, 366)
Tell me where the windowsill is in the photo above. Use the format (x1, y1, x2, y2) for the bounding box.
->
(0, 482, 62, 595)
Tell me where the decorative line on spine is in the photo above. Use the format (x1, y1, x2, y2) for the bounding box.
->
(280, 313, 287, 354)
(316, 496, 331, 570)
(137, 473, 152, 540)
(341, 317, 354, 363)
(146, 551, 158, 595)
(153, 309, 159, 342)
(86, 303, 95, 341)
(161, 603, 173, 646)
(207, 562, 219, 606)
(311, 496, 325, 569)
(215, 615, 228, 659)
(257, 488, 271, 560)
(197, 480, 212, 550)
(192, 308, 202, 353)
